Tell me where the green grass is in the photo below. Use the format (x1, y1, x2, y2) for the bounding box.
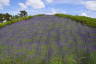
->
(33, 14, 46, 17)
(0, 14, 96, 64)
(0, 16, 33, 28)
(1, 14, 96, 28)
(55, 14, 96, 28)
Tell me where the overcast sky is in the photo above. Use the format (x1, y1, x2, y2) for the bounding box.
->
(0, 0, 96, 17)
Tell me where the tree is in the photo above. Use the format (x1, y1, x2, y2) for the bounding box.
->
(0, 13, 12, 21)
(4, 13, 12, 21)
(13, 15, 19, 18)
(19, 10, 28, 17)
(0, 14, 4, 21)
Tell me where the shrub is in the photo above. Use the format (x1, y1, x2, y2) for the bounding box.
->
(0, 16, 33, 28)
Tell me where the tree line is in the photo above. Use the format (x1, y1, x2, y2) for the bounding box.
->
(0, 10, 28, 23)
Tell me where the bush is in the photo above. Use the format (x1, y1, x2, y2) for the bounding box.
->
(0, 16, 33, 28)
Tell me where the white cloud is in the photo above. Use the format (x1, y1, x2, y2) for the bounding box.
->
(19, 0, 45, 9)
(26, 0, 45, 9)
(84, 1, 96, 11)
(46, 0, 53, 3)
(46, 10, 57, 15)
(45, 8, 66, 15)
(19, 3, 27, 9)
(80, 12, 88, 17)
(0, 0, 10, 9)
(46, 0, 83, 4)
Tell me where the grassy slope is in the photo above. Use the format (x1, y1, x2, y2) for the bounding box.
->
(0, 14, 46, 28)
(0, 14, 96, 28)
(0, 16, 33, 28)
(55, 14, 96, 28)
(0, 15, 96, 64)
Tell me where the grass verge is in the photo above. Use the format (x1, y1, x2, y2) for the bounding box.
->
(55, 14, 96, 28)
(0, 16, 33, 28)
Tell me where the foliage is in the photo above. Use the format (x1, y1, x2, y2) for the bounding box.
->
(0, 16, 33, 28)
(19, 10, 28, 17)
(33, 14, 45, 17)
(0, 14, 96, 64)
(0, 13, 12, 21)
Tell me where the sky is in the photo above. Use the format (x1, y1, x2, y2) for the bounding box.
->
(0, 0, 96, 18)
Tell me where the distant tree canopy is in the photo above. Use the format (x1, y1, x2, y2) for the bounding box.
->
(0, 14, 4, 21)
(4, 13, 12, 21)
(0, 10, 28, 23)
(19, 10, 28, 17)
(0, 13, 12, 22)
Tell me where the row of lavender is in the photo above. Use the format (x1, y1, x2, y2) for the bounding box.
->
(0, 15, 96, 64)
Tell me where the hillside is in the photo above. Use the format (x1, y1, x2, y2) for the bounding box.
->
(0, 15, 96, 64)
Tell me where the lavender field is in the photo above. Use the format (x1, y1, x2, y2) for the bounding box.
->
(0, 15, 96, 64)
